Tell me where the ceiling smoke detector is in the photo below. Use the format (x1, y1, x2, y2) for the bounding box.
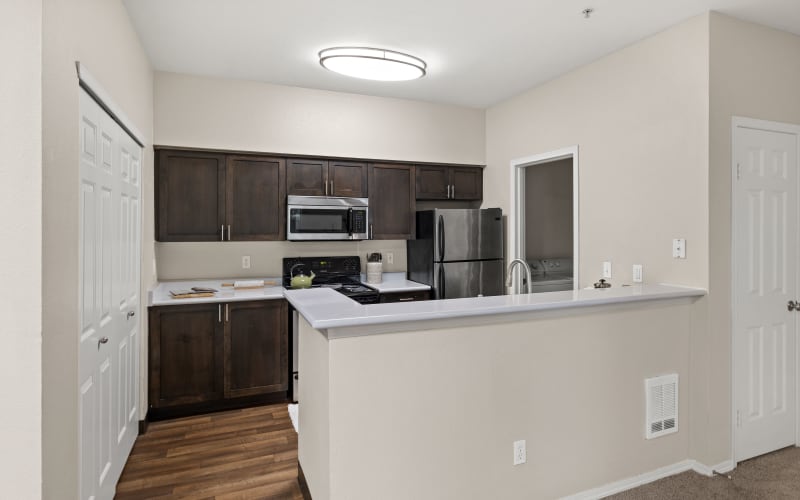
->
(582, 8, 594, 19)
(318, 47, 427, 81)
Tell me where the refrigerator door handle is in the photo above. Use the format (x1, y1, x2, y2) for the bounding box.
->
(438, 214, 445, 261)
(438, 264, 446, 299)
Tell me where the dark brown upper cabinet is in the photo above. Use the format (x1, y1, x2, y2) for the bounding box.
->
(286, 158, 326, 196)
(287, 158, 368, 198)
(226, 156, 286, 241)
(415, 165, 483, 201)
(450, 167, 483, 200)
(368, 163, 416, 240)
(329, 160, 368, 197)
(156, 148, 285, 241)
(156, 149, 226, 241)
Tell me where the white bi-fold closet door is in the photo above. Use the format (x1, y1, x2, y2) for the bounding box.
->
(78, 87, 141, 500)
(733, 118, 800, 463)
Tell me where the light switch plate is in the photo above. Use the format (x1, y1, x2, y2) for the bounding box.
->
(603, 261, 612, 279)
(242, 255, 251, 269)
(633, 264, 643, 283)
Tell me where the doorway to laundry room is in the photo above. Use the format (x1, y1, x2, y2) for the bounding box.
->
(509, 146, 579, 293)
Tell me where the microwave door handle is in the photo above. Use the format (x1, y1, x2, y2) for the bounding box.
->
(347, 207, 354, 236)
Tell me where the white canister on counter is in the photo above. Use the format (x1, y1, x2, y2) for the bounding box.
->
(366, 261, 383, 284)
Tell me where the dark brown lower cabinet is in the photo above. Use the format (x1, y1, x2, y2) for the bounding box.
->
(225, 300, 288, 398)
(148, 303, 224, 408)
(148, 299, 288, 418)
(379, 290, 432, 303)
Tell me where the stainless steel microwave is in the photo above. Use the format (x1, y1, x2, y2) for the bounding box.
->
(286, 196, 369, 240)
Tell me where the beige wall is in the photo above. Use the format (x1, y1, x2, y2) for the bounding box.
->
(300, 299, 698, 499)
(156, 240, 408, 280)
(702, 12, 800, 465)
(486, 14, 710, 288)
(0, 1, 42, 497)
(153, 72, 486, 279)
(155, 72, 485, 164)
(42, 0, 153, 496)
(524, 158, 573, 259)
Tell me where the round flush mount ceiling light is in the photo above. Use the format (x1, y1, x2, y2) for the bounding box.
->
(318, 47, 426, 81)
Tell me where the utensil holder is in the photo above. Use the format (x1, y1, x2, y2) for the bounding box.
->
(366, 262, 383, 284)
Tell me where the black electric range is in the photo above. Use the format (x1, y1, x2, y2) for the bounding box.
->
(282, 256, 380, 304)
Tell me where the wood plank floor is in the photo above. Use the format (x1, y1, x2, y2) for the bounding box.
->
(116, 404, 302, 499)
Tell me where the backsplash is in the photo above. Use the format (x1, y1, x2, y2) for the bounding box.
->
(155, 240, 408, 280)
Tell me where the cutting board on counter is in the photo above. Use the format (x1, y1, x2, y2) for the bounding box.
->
(221, 280, 278, 289)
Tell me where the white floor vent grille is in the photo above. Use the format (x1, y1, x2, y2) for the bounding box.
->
(645, 374, 678, 439)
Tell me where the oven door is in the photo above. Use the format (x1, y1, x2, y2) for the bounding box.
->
(288, 205, 359, 240)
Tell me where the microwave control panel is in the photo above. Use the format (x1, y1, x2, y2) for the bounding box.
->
(351, 209, 367, 233)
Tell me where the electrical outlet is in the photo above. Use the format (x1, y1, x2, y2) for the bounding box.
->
(513, 440, 526, 465)
(386, 252, 394, 265)
(672, 239, 686, 259)
(241, 255, 251, 269)
(602, 261, 612, 279)
(633, 264, 643, 283)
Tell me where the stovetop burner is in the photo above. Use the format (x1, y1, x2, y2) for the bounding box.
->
(282, 256, 379, 304)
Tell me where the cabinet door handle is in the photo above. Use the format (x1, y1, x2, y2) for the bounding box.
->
(324, 178, 328, 196)
(451, 185, 455, 199)
(227, 225, 231, 241)
(225, 304, 229, 323)
(221, 225, 225, 241)
(369, 224, 373, 240)
(218, 304, 222, 322)
(330, 180, 334, 195)
(398, 297, 414, 302)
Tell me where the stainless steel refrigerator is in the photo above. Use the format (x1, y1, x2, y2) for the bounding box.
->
(407, 208, 504, 299)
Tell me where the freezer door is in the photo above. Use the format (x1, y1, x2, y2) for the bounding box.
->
(434, 208, 503, 262)
(433, 260, 505, 299)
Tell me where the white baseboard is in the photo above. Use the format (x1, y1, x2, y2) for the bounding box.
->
(563, 458, 735, 499)
(696, 459, 735, 476)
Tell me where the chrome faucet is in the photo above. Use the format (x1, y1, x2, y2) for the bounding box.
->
(506, 259, 533, 294)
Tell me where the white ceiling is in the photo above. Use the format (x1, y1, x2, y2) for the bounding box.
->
(123, 0, 800, 108)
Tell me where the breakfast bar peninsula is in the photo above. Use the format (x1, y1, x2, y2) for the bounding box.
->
(285, 284, 706, 500)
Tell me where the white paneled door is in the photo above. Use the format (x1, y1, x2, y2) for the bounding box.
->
(79, 88, 141, 500)
(733, 121, 799, 462)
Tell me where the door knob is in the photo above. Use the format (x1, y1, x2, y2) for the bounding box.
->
(127, 311, 136, 319)
(788, 300, 799, 311)
(98, 336, 109, 347)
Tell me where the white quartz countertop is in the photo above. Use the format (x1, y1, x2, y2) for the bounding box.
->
(148, 273, 430, 306)
(358, 272, 431, 293)
(149, 278, 285, 306)
(284, 284, 706, 337)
